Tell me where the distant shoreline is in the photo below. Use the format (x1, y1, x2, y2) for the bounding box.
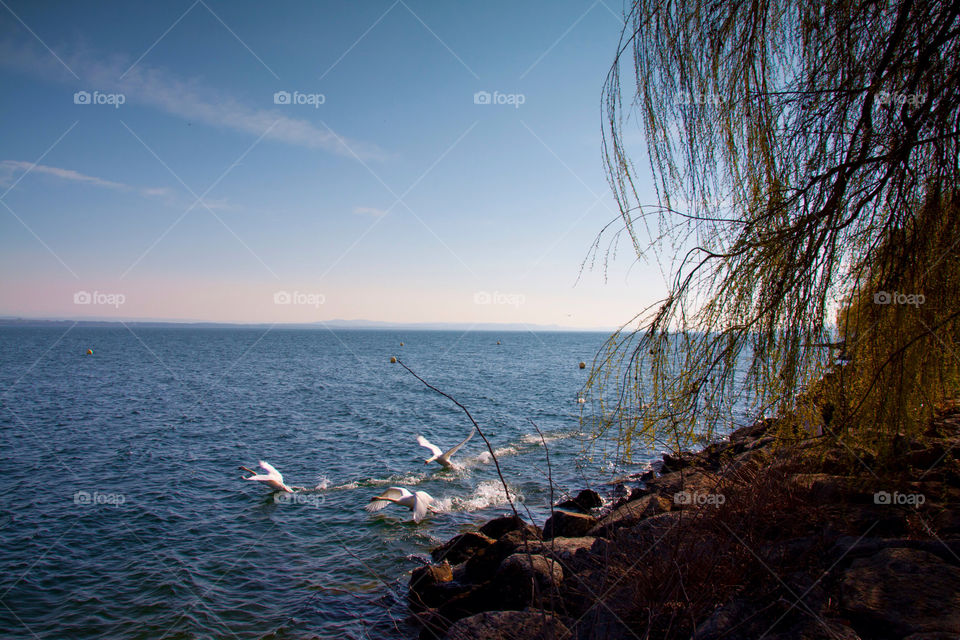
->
(0, 317, 612, 332)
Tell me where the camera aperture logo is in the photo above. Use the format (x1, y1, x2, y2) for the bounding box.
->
(273, 492, 324, 507)
(473, 291, 525, 308)
(73, 90, 126, 108)
(674, 490, 725, 506)
(274, 90, 325, 108)
(874, 490, 925, 506)
(74, 490, 126, 506)
(274, 290, 325, 308)
(74, 290, 126, 309)
(873, 291, 925, 307)
(474, 90, 525, 109)
(877, 91, 926, 108)
(675, 90, 723, 106)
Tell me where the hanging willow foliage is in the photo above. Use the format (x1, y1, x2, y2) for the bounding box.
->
(586, 0, 960, 460)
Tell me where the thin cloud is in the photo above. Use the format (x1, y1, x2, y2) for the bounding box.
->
(353, 206, 389, 217)
(0, 159, 171, 197)
(0, 40, 387, 161)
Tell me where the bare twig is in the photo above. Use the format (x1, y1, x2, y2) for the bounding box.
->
(396, 359, 519, 519)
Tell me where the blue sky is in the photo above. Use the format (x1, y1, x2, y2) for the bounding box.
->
(0, 1, 662, 328)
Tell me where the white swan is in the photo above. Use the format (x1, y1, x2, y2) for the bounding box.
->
(365, 487, 435, 523)
(417, 428, 476, 469)
(239, 461, 293, 493)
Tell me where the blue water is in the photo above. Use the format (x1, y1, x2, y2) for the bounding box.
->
(0, 327, 644, 639)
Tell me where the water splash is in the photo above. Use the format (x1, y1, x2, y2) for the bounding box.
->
(445, 480, 522, 512)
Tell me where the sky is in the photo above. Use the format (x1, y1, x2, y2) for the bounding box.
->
(0, 1, 664, 329)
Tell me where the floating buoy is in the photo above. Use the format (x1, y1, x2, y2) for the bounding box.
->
(577, 396, 586, 404)
(400, 342, 404, 346)
(86, 349, 93, 355)
(578, 361, 586, 369)
(390, 356, 397, 363)
(496, 340, 501, 345)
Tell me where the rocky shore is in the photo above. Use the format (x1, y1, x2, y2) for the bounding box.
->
(406, 407, 960, 639)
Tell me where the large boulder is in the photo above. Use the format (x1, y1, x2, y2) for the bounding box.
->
(479, 515, 541, 540)
(644, 469, 719, 498)
(555, 488, 602, 512)
(588, 494, 672, 537)
(729, 417, 774, 444)
(787, 473, 866, 502)
(693, 599, 861, 640)
(841, 547, 960, 637)
(408, 561, 455, 610)
(660, 450, 698, 473)
(464, 527, 540, 584)
(523, 536, 598, 564)
(543, 510, 597, 539)
(431, 531, 496, 564)
(422, 554, 565, 636)
(443, 610, 571, 640)
(490, 553, 564, 609)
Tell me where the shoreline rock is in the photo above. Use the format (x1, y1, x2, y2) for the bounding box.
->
(408, 409, 960, 639)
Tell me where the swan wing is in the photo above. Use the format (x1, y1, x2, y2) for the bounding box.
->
(366, 487, 411, 512)
(443, 427, 476, 458)
(411, 491, 433, 523)
(258, 460, 284, 482)
(417, 436, 443, 458)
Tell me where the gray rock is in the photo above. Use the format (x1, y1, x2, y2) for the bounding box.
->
(443, 610, 571, 640)
(543, 510, 597, 539)
(431, 531, 496, 564)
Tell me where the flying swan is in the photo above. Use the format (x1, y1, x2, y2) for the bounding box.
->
(239, 460, 293, 493)
(365, 487, 435, 523)
(417, 427, 476, 469)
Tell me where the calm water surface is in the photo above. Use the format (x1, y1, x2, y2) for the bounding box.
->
(0, 327, 650, 639)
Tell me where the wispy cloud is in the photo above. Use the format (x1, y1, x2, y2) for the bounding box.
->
(353, 206, 389, 218)
(0, 160, 171, 197)
(0, 40, 387, 161)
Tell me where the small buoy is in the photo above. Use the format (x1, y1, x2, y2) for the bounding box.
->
(496, 340, 501, 345)
(86, 349, 93, 355)
(578, 361, 586, 369)
(400, 342, 404, 346)
(577, 396, 586, 404)
(390, 356, 397, 363)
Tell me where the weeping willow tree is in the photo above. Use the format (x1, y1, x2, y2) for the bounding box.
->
(586, 0, 960, 460)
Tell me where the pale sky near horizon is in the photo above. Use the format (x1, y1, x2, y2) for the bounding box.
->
(0, 1, 665, 329)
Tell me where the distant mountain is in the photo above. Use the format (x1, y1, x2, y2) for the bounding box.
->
(317, 319, 604, 332)
(0, 316, 611, 332)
